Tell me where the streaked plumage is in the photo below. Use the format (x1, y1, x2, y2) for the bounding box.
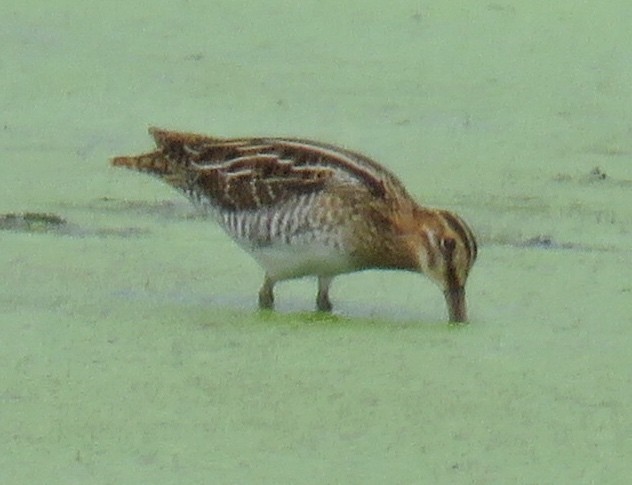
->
(112, 127, 477, 322)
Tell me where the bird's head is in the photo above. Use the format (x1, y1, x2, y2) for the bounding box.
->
(416, 210, 478, 323)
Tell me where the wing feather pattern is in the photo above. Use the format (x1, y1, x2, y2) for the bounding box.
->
(112, 127, 408, 212)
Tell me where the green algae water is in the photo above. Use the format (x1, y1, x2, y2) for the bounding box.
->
(1, 1, 631, 483)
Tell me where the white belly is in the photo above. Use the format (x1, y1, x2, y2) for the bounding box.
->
(248, 242, 357, 281)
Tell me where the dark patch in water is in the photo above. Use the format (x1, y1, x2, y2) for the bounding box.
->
(0, 212, 67, 232)
(518, 234, 575, 250)
(0, 211, 147, 238)
(553, 166, 632, 187)
(484, 233, 616, 253)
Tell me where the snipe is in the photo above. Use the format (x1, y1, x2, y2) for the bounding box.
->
(112, 128, 477, 322)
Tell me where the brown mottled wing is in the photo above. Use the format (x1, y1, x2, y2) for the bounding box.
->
(112, 127, 406, 212)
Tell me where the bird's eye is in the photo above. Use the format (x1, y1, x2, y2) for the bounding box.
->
(440, 237, 456, 253)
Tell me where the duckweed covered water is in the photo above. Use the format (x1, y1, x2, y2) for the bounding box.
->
(1, 1, 631, 483)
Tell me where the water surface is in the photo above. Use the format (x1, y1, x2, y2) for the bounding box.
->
(1, 1, 631, 483)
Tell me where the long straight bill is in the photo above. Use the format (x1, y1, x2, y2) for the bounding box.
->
(444, 286, 467, 323)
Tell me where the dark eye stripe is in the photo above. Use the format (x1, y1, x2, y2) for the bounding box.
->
(438, 211, 477, 266)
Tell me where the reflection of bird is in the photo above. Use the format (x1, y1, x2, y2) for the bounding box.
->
(112, 128, 477, 322)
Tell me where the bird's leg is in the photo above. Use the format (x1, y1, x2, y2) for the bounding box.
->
(316, 276, 333, 312)
(258, 274, 275, 310)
